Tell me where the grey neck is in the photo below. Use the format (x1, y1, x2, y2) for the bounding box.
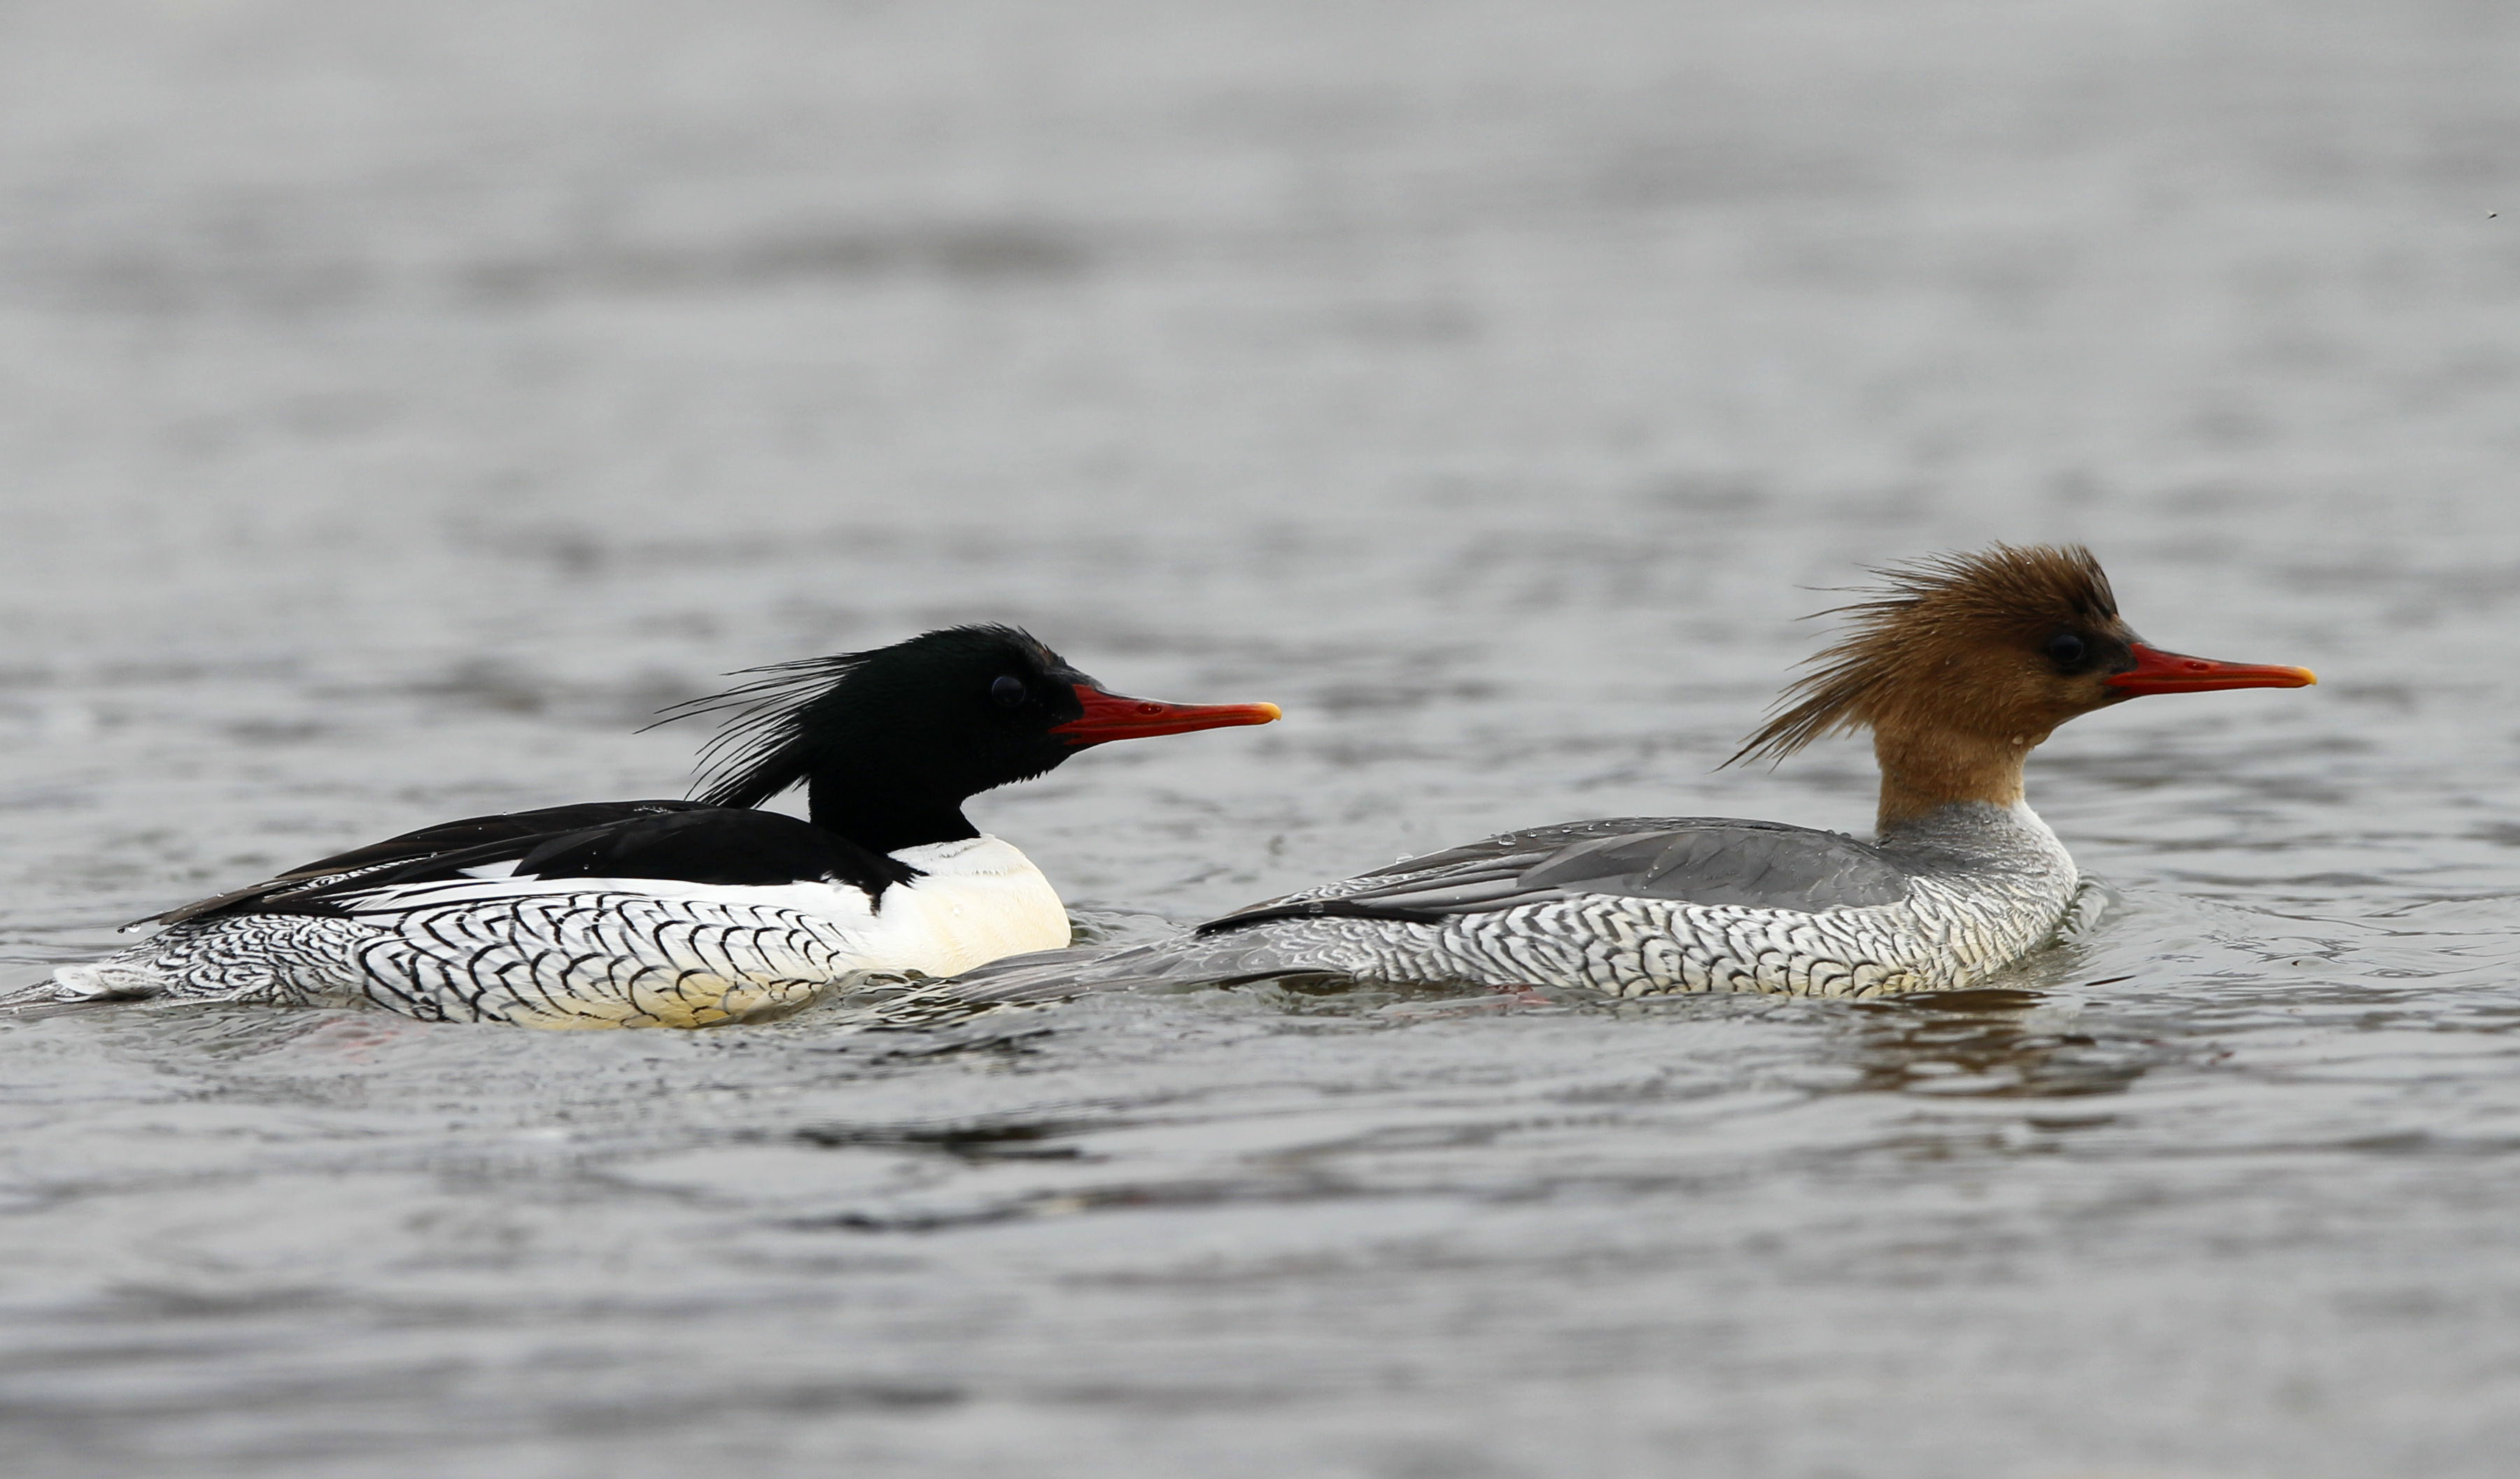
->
(1875, 800, 2069, 877)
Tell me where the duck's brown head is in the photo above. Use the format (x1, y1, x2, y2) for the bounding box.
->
(1727, 544, 2314, 828)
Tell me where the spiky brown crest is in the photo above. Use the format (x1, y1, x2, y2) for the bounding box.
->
(1725, 544, 2118, 767)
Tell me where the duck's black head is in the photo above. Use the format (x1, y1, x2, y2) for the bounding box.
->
(668, 625, 1278, 854)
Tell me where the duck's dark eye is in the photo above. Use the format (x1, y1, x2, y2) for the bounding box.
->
(990, 675, 1029, 709)
(2044, 632, 2089, 668)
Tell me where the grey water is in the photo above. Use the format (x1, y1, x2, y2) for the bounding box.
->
(4, 2, 2520, 1475)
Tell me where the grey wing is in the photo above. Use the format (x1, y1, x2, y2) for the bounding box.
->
(1196, 817, 1912, 934)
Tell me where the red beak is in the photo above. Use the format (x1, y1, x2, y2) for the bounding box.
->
(1050, 686, 1282, 745)
(2103, 642, 2317, 696)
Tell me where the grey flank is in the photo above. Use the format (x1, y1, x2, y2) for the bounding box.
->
(990, 802, 2082, 999)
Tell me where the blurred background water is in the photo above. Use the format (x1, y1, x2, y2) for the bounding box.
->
(3, 2, 2519, 1475)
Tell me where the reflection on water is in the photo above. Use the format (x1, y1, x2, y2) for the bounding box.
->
(1843, 988, 2160, 1100)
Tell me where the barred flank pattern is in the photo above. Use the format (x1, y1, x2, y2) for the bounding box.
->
(76, 892, 878, 1028)
(1163, 803, 2080, 997)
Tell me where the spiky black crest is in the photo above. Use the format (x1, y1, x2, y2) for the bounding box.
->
(1724, 544, 2118, 767)
(662, 652, 870, 809)
(656, 624, 1064, 808)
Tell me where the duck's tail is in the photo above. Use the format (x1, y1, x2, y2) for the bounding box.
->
(0, 957, 168, 1019)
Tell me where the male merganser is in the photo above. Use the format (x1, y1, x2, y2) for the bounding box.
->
(26, 626, 1277, 1028)
(1159, 545, 2310, 997)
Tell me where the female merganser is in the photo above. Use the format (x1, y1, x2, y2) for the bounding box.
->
(1159, 545, 2310, 998)
(27, 626, 1277, 1028)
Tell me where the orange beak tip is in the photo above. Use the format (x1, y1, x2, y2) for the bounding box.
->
(1050, 687, 1282, 744)
(2104, 644, 2319, 696)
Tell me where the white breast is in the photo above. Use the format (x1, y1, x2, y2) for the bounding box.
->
(861, 835, 1074, 975)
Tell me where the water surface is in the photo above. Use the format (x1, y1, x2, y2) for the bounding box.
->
(4, 2, 2520, 1475)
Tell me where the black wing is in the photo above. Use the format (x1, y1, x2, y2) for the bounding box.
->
(141, 801, 919, 926)
(1197, 817, 1912, 935)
